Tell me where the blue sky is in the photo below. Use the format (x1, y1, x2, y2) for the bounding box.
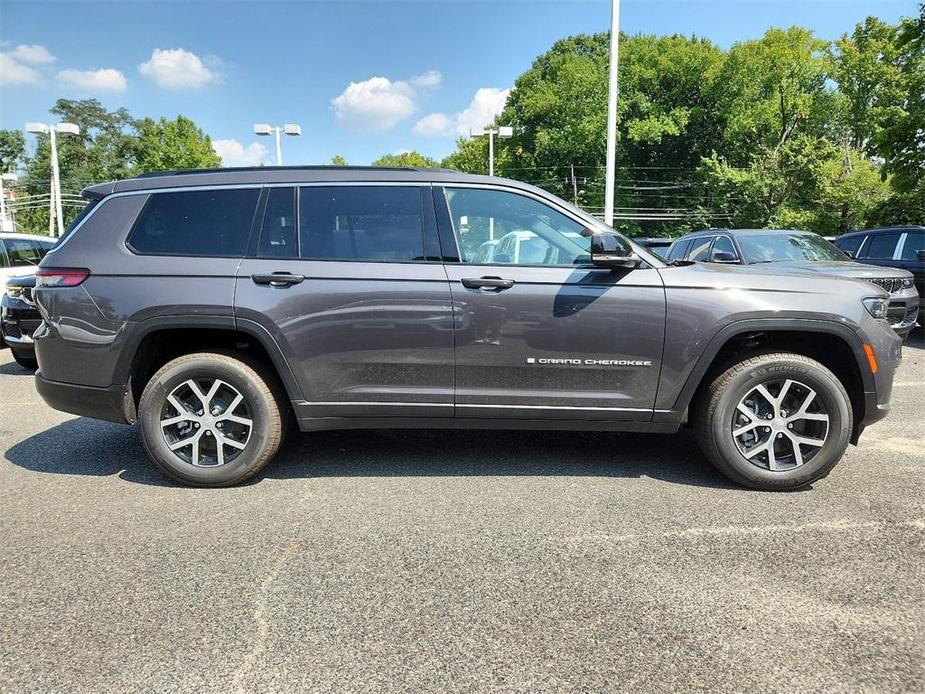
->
(0, 0, 918, 167)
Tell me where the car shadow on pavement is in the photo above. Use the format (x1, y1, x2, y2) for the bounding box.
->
(0, 360, 35, 376)
(5, 418, 737, 490)
(904, 325, 924, 351)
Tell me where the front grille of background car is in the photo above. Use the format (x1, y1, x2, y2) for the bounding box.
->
(866, 277, 906, 294)
(22, 286, 34, 304)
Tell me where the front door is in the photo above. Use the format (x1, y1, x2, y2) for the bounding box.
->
(436, 185, 666, 421)
(235, 184, 454, 420)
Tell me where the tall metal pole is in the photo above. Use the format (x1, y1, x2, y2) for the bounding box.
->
(48, 176, 55, 236)
(274, 127, 283, 166)
(488, 129, 495, 177)
(603, 0, 620, 226)
(49, 128, 65, 236)
(0, 175, 7, 232)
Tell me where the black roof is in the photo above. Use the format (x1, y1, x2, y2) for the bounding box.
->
(83, 165, 505, 198)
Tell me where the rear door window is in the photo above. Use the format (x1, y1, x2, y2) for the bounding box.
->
(299, 186, 425, 262)
(128, 188, 260, 256)
(688, 236, 713, 262)
(257, 187, 297, 258)
(863, 232, 901, 259)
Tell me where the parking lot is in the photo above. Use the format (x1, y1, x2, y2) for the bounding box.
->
(0, 333, 922, 693)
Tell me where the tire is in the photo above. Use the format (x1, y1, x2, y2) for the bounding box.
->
(694, 352, 853, 491)
(138, 352, 286, 487)
(12, 351, 38, 370)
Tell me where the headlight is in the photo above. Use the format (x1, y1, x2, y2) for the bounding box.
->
(5, 286, 24, 301)
(901, 277, 914, 290)
(862, 297, 890, 320)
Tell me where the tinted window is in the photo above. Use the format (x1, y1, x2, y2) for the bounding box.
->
(900, 232, 925, 260)
(688, 237, 713, 261)
(444, 187, 591, 266)
(834, 234, 865, 256)
(299, 186, 424, 262)
(3, 239, 45, 267)
(666, 239, 690, 261)
(864, 232, 901, 259)
(710, 235, 738, 261)
(0, 243, 7, 268)
(129, 189, 259, 256)
(258, 188, 297, 258)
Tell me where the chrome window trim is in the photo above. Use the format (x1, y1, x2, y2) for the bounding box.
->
(894, 232, 908, 261)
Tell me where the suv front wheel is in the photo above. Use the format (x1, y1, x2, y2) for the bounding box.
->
(695, 352, 853, 490)
(138, 352, 285, 487)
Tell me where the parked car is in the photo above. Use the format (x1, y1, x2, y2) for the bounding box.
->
(666, 228, 919, 337)
(0, 233, 56, 282)
(33, 167, 901, 490)
(832, 226, 924, 311)
(472, 239, 500, 264)
(1, 275, 40, 369)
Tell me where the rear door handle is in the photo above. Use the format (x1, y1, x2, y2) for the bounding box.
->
(252, 272, 305, 287)
(461, 276, 515, 291)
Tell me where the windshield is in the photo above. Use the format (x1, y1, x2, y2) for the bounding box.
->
(738, 233, 850, 263)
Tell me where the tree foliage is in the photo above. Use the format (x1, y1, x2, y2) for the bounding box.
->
(371, 150, 439, 168)
(439, 7, 924, 235)
(133, 116, 220, 171)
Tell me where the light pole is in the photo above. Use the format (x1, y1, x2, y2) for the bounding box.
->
(469, 125, 514, 177)
(603, 0, 621, 227)
(25, 121, 80, 237)
(0, 172, 17, 233)
(253, 123, 302, 166)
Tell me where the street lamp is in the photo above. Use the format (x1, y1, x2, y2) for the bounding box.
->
(25, 121, 81, 237)
(603, 0, 621, 227)
(469, 125, 514, 177)
(0, 172, 18, 233)
(253, 123, 302, 166)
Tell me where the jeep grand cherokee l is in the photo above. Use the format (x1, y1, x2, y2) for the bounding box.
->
(32, 167, 901, 490)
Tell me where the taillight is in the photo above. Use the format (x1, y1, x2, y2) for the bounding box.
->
(35, 268, 90, 288)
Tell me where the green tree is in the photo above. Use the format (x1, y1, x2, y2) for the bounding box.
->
(0, 130, 26, 172)
(371, 150, 439, 168)
(330, 154, 349, 166)
(134, 115, 220, 171)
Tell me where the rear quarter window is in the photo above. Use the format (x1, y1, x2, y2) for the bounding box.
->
(666, 239, 691, 261)
(128, 188, 260, 257)
(863, 232, 901, 259)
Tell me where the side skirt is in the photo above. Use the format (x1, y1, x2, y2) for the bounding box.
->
(296, 416, 681, 434)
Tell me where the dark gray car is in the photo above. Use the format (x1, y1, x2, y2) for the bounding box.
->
(666, 228, 920, 336)
(32, 167, 902, 490)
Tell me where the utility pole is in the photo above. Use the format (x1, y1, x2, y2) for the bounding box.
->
(603, 0, 621, 227)
(571, 164, 579, 205)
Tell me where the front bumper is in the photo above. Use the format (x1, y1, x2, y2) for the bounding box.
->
(886, 288, 919, 336)
(34, 372, 133, 425)
(1, 302, 41, 358)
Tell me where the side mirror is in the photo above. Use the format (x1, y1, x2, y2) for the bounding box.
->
(590, 232, 639, 269)
(843, 250, 856, 259)
(712, 251, 739, 263)
(916, 250, 925, 262)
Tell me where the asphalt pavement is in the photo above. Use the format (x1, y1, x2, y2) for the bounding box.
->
(1, 333, 923, 693)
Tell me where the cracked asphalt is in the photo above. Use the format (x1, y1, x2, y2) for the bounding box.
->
(1, 332, 923, 693)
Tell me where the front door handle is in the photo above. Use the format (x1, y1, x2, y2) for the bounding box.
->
(252, 272, 305, 287)
(461, 276, 515, 291)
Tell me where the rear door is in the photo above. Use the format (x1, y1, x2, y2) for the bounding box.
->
(858, 231, 902, 270)
(234, 184, 454, 420)
(436, 184, 665, 421)
(896, 229, 925, 299)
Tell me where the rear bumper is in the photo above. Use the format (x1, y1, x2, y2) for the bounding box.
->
(35, 372, 132, 425)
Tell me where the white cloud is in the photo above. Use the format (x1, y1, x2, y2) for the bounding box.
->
(332, 76, 416, 131)
(0, 52, 41, 85)
(413, 87, 511, 138)
(411, 70, 442, 88)
(139, 48, 216, 89)
(213, 139, 269, 167)
(412, 112, 454, 137)
(57, 68, 127, 92)
(9, 44, 55, 64)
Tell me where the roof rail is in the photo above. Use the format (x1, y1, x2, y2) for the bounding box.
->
(135, 165, 442, 179)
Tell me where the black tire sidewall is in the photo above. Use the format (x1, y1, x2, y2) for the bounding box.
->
(709, 358, 851, 489)
(139, 356, 277, 486)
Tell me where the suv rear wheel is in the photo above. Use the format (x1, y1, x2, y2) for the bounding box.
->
(694, 352, 852, 490)
(138, 352, 285, 487)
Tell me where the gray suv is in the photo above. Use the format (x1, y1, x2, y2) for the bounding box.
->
(33, 167, 902, 490)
